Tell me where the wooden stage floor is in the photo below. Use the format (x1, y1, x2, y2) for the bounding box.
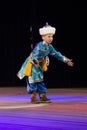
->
(0, 87, 87, 130)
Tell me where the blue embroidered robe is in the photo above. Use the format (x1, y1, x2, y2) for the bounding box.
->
(17, 41, 65, 83)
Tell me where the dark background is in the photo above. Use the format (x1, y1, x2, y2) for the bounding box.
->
(0, 1, 87, 88)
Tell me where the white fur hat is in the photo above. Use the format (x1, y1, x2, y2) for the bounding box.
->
(39, 22, 56, 35)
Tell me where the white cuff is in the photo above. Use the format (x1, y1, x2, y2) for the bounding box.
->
(63, 56, 68, 62)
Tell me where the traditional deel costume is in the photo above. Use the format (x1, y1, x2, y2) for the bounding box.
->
(17, 23, 69, 103)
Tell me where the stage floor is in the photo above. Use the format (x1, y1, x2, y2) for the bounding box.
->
(0, 87, 87, 130)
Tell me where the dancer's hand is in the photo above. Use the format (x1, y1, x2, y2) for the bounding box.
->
(65, 59, 74, 67)
(33, 60, 40, 68)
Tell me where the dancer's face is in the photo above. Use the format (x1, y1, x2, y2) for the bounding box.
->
(42, 34, 53, 45)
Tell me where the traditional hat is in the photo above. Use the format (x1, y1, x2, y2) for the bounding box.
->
(39, 22, 56, 35)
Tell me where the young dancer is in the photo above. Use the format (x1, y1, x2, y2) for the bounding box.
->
(17, 23, 74, 103)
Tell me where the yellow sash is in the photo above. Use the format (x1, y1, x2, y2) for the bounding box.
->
(42, 59, 48, 71)
(24, 60, 32, 76)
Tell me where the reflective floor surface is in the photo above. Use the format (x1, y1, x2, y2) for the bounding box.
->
(0, 87, 87, 130)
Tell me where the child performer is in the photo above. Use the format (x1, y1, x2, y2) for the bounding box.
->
(17, 23, 74, 103)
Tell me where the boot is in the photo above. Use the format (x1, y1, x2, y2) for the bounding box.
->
(30, 91, 40, 104)
(39, 93, 52, 103)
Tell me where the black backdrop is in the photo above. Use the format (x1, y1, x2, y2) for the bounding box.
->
(0, 1, 87, 88)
